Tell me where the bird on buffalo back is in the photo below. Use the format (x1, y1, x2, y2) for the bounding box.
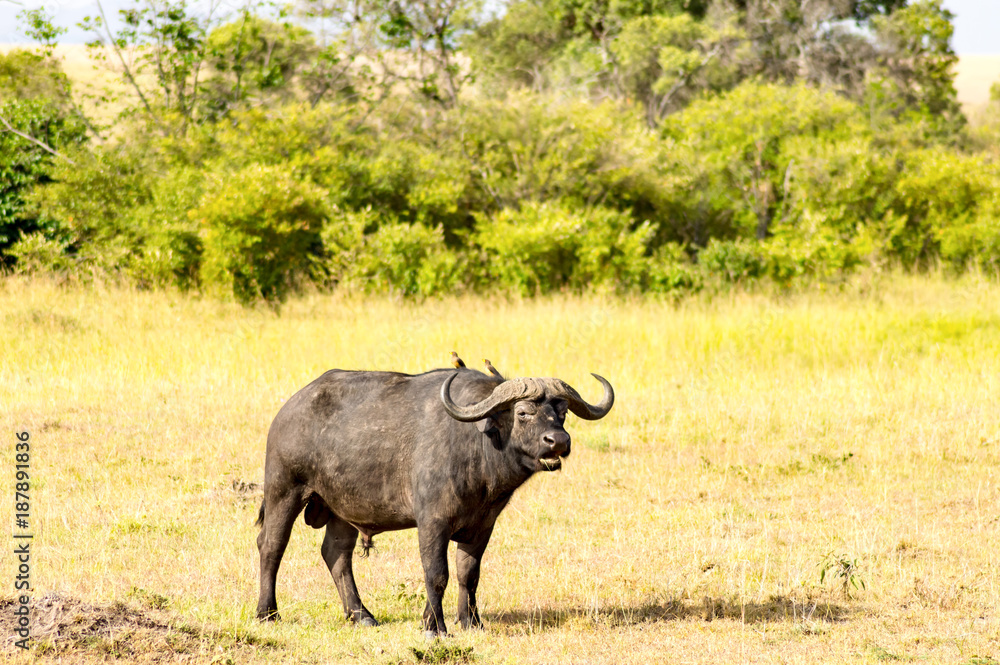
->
(450, 351, 466, 369)
(484, 359, 503, 380)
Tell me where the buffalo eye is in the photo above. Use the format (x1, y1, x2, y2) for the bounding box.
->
(516, 409, 533, 421)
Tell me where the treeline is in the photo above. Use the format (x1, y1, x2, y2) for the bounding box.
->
(2, 0, 1000, 302)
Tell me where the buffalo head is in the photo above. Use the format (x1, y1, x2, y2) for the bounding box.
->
(440, 373, 614, 472)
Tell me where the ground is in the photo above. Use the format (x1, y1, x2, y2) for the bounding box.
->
(1, 274, 999, 663)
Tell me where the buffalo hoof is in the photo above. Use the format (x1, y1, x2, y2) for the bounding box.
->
(357, 616, 378, 627)
(257, 610, 281, 622)
(423, 630, 450, 641)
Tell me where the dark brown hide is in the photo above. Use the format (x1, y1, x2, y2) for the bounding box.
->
(255, 368, 613, 636)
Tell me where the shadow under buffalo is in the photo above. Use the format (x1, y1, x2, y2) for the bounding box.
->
(486, 595, 849, 631)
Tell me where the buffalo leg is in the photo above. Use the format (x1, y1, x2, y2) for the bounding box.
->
(417, 524, 451, 636)
(456, 526, 493, 630)
(256, 490, 305, 620)
(321, 516, 378, 626)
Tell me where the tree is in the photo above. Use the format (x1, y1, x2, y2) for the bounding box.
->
(0, 99, 87, 260)
(377, 0, 482, 107)
(612, 9, 743, 125)
(464, 0, 712, 100)
(15, 9, 104, 137)
(869, 0, 964, 138)
(463, 0, 568, 92)
(79, 0, 217, 132)
(204, 14, 317, 117)
(662, 81, 860, 242)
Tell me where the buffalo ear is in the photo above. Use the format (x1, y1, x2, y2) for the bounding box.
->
(475, 416, 498, 434)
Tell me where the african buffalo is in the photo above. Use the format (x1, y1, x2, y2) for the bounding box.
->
(255, 366, 614, 636)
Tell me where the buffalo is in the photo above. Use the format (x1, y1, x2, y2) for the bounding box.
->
(255, 365, 614, 636)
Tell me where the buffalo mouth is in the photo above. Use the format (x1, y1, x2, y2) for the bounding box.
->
(537, 451, 563, 471)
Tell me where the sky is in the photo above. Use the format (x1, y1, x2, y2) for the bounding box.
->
(0, 0, 998, 52)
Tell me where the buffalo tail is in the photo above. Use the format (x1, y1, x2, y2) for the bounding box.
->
(255, 499, 266, 527)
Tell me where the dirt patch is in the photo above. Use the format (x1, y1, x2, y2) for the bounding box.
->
(230, 479, 262, 498)
(0, 592, 278, 662)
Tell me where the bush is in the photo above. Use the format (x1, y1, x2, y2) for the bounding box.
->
(180, 106, 478, 241)
(343, 221, 463, 297)
(647, 242, 702, 294)
(783, 136, 899, 242)
(697, 236, 857, 286)
(194, 164, 328, 303)
(450, 95, 661, 219)
(21, 147, 152, 276)
(6, 233, 72, 275)
(937, 181, 1000, 272)
(123, 167, 206, 289)
(660, 81, 863, 243)
(698, 238, 768, 283)
(473, 201, 655, 295)
(0, 98, 86, 258)
(0, 48, 69, 101)
(10, 72, 1000, 300)
(883, 149, 998, 267)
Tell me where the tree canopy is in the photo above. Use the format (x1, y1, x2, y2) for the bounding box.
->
(2, 0, 998, 301)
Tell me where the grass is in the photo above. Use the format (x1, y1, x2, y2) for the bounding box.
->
(1, 274, 999, 663)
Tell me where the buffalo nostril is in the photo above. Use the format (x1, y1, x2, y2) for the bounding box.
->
(543, 431, 570, 452)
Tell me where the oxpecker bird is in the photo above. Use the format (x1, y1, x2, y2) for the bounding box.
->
(484, 359, 503, 380)
(450, 351, 466, 369)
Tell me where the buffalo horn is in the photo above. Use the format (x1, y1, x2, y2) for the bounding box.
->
(440, 372, 614, 422)
(550, 374, 615, 420)
(440, 373, 544, 422)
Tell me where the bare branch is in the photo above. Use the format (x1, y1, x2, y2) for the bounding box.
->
(0, 113, 78, 165)
(94, 0, 166, 130)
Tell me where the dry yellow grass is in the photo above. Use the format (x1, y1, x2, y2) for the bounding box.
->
(5, 44, 999, 120)
(1, 275, 999, 663)
(1, 44, 156, 129)
(955, 55, 1000, 111)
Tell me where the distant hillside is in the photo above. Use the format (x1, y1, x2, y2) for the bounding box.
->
(955, 54, 1000, 110)
(3, 44, 999, 114)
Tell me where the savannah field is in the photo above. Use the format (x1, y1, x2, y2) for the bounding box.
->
(2, 275, 999, 664)
(2, 45, 999, 118)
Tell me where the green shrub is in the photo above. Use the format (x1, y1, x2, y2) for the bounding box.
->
(883, 148, 997, 267)
(574, 208, 657, 290)
(698, 239, 767, 283)
(362, 138, 474, 235)
(938, 189, 1000, 272)
(783, 136, 899, 241)
(451, 95, 661, 219)
(0, 48, 69, 101)
(123, 167, 205, 289)
(0, 98, 86, 258)
(473, 201, 655, 295)
(697, 236, 856, 286)
(661, 81, 864, 243)
(195, 164, 328, 303)
(6, 233, 72, 274)
(185, 106, 478, 240)
(647, 242, 702, 294)
(343, 221, 463, 297)
(23, 149, 209, 287)
(320, 205, 372, 283)
(22, 147, 153, 275)
(474, 202, 580, 294)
